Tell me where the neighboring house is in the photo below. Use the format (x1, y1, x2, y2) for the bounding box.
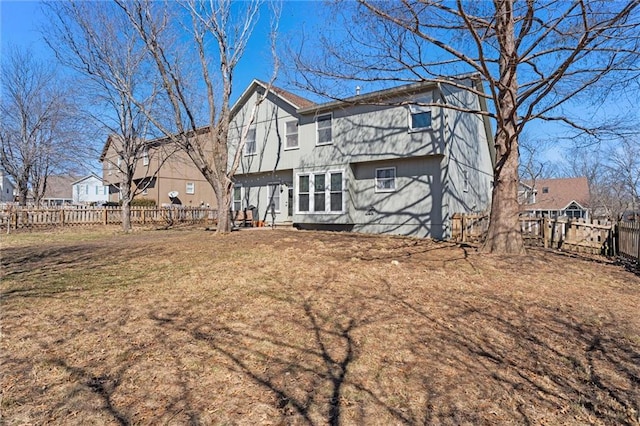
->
(100, 135, 216, 207)
(29, 175, 76, 206)
(228, 75, 495, 239)
(0, 169, 16, 202)
(72, 174, 109, 205)
(520, 177, 591, 219)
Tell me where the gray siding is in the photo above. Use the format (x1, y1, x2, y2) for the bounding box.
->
(230, 78, 494, 239)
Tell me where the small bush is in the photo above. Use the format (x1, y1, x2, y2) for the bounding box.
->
(130, 198, 157, 207)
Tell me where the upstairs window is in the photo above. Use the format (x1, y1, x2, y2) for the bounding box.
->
(245, 127, 257, 156)
(186, 182, 195, 194)
(409, 102, 432, 131)
(285, 120, 299, 149)
(375, 167, 396, 192)
(316, 114, 332, 145)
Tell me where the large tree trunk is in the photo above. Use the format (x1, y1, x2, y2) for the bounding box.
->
(121, 181, 132, 232)
(481, 0, 526, 254)
(214, 178, 233, 233)
(17, 180, 28, 206)
(482, 133, 525, 254)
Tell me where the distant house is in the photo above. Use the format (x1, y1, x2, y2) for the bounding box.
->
(0, 169, 16, 203)
(30, 175, 76, 206)
(72, 174, 109, 205)
(520, 177, 590, 219)
(100, 134, 216, 207)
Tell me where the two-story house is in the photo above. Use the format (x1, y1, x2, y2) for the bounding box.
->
(100, 134, 217, 207)
(229, 76, 495, 239)
(72, 174, 109, 205)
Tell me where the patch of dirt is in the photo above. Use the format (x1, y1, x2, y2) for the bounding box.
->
(1, 228, 639, 425)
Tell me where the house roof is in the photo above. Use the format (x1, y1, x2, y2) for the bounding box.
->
(72, 173, 104, 185)
(231, 79, 316, 115)
(259, 80, 316, 109)
(39, 175, 77, 200)
(524, 177, 590, 210)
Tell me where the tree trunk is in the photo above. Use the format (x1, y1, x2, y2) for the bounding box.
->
(121, 181, 132, 232)
(481, 0, 526, 254)
(17, 184, 28, 206)
(215, 179, 232, 233)
(482, 134, 525, 254)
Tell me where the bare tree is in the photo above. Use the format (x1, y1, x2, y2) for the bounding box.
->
(519, 137, 558, 188)
(113, 0, 279, 233)
(43, 1, 172, 232)
(0, 47, 83, 206)
(607, 139, 640, 216)
(291, 1, 640, 253)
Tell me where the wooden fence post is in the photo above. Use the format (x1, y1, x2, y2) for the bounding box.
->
(61, 209, 66, 226)
(103, 208, 108, 225)
(543, 217, 549, 249)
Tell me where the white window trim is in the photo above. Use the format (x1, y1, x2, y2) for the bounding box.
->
(407, 98, 433, 132)
(375, 167, 397, 193)
(267, 182, 281, 213)
(315, 113, 333, 146)
(143, 149, 149, 166)
(186, 182, 195, 195)
(244, 127, 257, 156)
(295, 169, 345, 214)
(284, 120, 299, 151)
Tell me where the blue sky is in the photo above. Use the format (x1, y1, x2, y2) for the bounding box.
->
(1, 1, 632, 172)
(0, 0, 323, 101)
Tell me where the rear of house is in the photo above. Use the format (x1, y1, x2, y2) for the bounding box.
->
(229, 77, 494, 239)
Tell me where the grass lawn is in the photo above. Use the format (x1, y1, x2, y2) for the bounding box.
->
(1, 227, 639, 425)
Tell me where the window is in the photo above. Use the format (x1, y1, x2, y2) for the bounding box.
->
(542, 187, 549, 194)
(375, 167, 396, 192)
(298, 175, 310, 212)
(186, 182, 195, 194)
(268, 183, 280, 212)
(233, 186, 242, 211)
(297, 170, 344, 213)
(409, 104, 432, 131)
(245, 127, 256, 155)
(143, 149, 149, 166)
(313, 173, 325, 212)
(462, 170, 469, 192)
(285, 120, 298, 149)
(316, 114, 332, 145)
(330, 172, 343, 211)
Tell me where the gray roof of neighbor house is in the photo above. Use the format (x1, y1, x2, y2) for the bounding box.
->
(524, 177, 590, 210)
(39, 175, 76, 200)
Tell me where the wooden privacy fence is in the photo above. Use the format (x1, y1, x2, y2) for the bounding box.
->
(451, 213, 630, 258)
(0, 206, 218, 230)
(618, 221, 640, 262)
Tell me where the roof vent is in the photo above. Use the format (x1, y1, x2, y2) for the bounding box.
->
(356, 86, 361, 96)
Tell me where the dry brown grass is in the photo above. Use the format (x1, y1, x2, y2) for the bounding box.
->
(1, 227, 639, 425)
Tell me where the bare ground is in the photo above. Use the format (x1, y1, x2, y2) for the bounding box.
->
(1, 227, 639, 425)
